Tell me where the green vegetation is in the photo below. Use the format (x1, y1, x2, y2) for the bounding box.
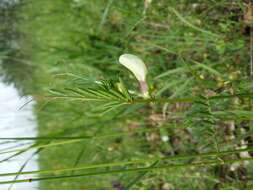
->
(1, 0, 253, 189)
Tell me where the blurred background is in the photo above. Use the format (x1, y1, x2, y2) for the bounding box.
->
(0, 0, 253, 189)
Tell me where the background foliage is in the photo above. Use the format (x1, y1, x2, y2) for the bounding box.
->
(1, 0, 253, 189)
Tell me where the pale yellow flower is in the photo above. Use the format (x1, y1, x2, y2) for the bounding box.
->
(119, 54, 149, 97)
(119, 54, 147, 81)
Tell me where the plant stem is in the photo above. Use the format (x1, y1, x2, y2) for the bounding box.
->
(0, 147, 253, 178)
(0, 157, 252, 185)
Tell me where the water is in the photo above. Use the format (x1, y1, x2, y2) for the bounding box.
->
(0, 0, 19, 9)
(0, 79, 38, 190)
(0, 0, 39, 189)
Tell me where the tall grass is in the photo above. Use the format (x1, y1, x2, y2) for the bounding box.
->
(1, 0, 252, 189)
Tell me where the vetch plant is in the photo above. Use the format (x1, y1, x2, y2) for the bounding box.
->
(119, 54, 149, 98)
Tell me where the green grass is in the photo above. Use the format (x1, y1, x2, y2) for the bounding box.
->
(1, 0, 253, 189)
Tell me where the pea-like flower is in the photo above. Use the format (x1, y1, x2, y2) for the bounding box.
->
(119, 54, 149, 98)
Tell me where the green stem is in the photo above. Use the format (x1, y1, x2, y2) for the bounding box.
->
(130, 93, 252, 104)
(0, 157, 252, 185)
(0, 147, 252, 178)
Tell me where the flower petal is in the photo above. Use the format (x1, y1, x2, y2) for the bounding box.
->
(119, 54, 147, 82)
